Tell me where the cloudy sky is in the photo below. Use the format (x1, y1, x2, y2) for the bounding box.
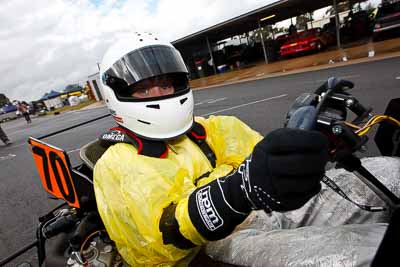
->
(0, 0, 380, 101)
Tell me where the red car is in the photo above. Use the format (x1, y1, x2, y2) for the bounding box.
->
(280, 28, 334, 57)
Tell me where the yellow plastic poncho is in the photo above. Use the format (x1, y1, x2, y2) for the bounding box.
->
(93, 116, 262, 266)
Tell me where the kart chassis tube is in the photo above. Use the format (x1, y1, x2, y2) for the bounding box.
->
(354, 165, 400, 209)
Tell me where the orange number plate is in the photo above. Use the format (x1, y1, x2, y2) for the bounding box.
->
(29, 137, 80, 208)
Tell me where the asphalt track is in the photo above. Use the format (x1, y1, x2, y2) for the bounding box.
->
(0, 56, 399, 266)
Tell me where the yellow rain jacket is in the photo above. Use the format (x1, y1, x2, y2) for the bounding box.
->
(94, 115, 262, 266)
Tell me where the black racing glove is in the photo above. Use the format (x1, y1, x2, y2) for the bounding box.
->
(241, 128, 329, 211)
(187, 128, 329, 241)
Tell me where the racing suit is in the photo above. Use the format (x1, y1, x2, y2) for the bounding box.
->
(94, 114, 399, 266)
(94, 116, 263, 266)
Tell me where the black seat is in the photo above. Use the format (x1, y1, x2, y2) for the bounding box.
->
(79, 139, 109, 170)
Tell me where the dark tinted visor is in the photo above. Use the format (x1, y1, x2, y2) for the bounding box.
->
(103, 45, 188, 90)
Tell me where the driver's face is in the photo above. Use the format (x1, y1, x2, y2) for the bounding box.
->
(131, 77, 174, 98)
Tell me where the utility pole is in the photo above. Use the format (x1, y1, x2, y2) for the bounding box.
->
(206, 37, 217, 75)
(258, 19, 269, 64)
(333, 0, 342, 49)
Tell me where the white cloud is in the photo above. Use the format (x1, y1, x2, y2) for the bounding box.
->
(0, 0, 380, 101)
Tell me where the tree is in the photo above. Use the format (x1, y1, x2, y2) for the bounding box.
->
(325, 1, 351, 16)
(296, 14, 312, 30)
(0, 93, 10, 107)
(64, 84, 83, 93)
(325, 0, 370, 16)
(365, 2, 376, 13)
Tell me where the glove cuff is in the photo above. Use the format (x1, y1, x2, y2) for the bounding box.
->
(159, 203, 197, 249)
(188, 176, 250, 241)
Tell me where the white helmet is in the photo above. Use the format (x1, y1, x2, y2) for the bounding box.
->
(100, 32, 194, 140)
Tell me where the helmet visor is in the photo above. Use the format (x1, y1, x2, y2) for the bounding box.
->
(103, 45, 188, 92)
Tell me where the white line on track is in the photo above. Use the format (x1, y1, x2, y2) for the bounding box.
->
(207, 97, 227, 104)
(0, 153, 16, 161)
(1, 143, 25, 149)
(195, 98, 218, 105)
(200, 94, 288, 117)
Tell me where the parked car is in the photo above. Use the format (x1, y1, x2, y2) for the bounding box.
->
(373, 1, 400, 41)
(0, 104, 17, 114)
(340, 10, 374, 42)
(280, 28, 334, 57)
(0, 104, 18, 122)
(273, 33, 290, 57)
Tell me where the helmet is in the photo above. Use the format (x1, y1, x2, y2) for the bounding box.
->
(100, 32, 194, 140)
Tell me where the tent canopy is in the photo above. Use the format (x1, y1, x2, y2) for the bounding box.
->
(41, 90, 61, 100)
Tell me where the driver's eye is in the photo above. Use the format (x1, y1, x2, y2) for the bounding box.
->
(160, 82, 172, 89)
(135, 88, 150, 95)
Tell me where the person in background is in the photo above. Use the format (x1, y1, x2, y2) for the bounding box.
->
(0, 124, 11, 145)
(288, 23, 297, 35)
(17, 102, 31, 124)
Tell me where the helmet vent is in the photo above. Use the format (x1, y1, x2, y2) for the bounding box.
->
(138, 119, 151, 125)
(180, 97, 188, 104)
(146, 104, 160, 109)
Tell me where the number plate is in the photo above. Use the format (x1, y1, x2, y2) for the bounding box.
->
(29, 137, 80, 208)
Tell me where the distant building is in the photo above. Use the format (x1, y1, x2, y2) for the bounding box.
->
(87, 72, 103, 101)
(40, 90, 63, 110)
